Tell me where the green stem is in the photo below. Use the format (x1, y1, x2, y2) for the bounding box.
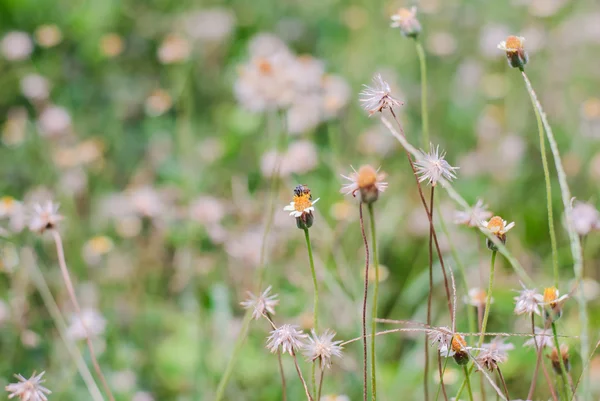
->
(414, 39, 430, 151)
(368, 203, 379, 401)
(528, 76, 559, 287)
(463, 365, 474, 401)
(304, 228, 319, 399)
(478, 251, 496, 348)
(551, 321, 571, 400)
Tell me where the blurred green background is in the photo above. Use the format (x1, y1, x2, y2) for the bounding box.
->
(1, 0, 600, 400)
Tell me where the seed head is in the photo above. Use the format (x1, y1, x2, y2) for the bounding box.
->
(340, 165, 388, 204)
(497, 35, 528, 69)
(390, 7, 421, 38)
(359, 74, 403, 116)
(454, 199, 493, 228)
(5, 371, 51, 401)
(414, 144, 459, 187)
(524, 327, 554, 349)
(302, 329, 343, 368)
(478, 337, 514, 372)
(549, 344, 570, 374)
(513, 282, 542, 316)
(240, 286, 279, 320)
(28, 201, 63, 234)
(266, 324, 308, 355)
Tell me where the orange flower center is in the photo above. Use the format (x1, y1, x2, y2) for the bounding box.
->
(1, 196, 15, 208)
(357, 165, 377, 189)
(451, 334, 467, 352)
(471, 289, 487, 304)
(395, 8, 414, 19)
(505, 36, 522, 51)
(257, 58, 273, 75)
(293, 193, 312, 213)
(543, 287, 559, 304)
(583, 98, 600, 119)
(487, 216, 505, 233)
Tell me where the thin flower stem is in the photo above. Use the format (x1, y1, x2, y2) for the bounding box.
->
(527, 74, 559, 286)
(276, 351, 287, 401)
(414, 39, 430, 151)
(368, 203, 379, 401)
(292, 350, 314, 401)
(434, 355, 450, 401)
(528, 313, 544, 400)
(551, 321, 571, 400)
(317, 360, 325, 401)
(497, 367, 510, 401)
(572, 339, 600, 399)
(425, 186, 436, 401)
(437, 354, 449, 401)
(478, 251, 496, 348)
(50, 230, 115, 401)
(520, 70, 588, 399)
(303, 228, 319, 400)
(463, 365, 474, 401)
(359, 202, 370, 401)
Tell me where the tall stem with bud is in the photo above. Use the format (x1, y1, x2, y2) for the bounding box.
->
(303, 228, 320, 399)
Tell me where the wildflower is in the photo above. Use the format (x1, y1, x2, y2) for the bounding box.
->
(524, 327, 554, 349)
(20, 74, 50, 101)
(283, 185, 320, 229)
(570, 201, 600, 236)
(100, 34, 124, 58)
(266, 324, 308, 355)
(429, 326, 453, 351)
(549, 344, 570, 374)
(478, 337, 514, 371)
(28, 201, 63, 234)
(67, 308, 107, 340)
(320, 395, 350, 401)
(34, 24, 62, 48)
(5, 371, 51, 401)
(359, 74, 403, 116)
(340, 165, 388, 204)
(440, 334, 470, 365)
(390, 7, 421, 38)
(535, 286, 569, 321)
(240, 286, 279, 320)
(37, 105, 72, 137)
(1, 31, 33, 61)
(414, 144, 459, 186)
(302, 329, 343, 368)
(513, 282, 542, 316)
(465, 287, 493, 308)
(480, 215, 515, 251)
(497, 35, 528, 69)
(157, 34, 190, 64)
(454, 199, 493, 228)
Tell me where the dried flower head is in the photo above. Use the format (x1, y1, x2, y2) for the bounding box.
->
(429, 326, 453, 351)
(340, 165, 388, 204)
(535, 286, 569, 321)
(481, 216, 515, 250)
(240, 286, 279, 320)
(441, 334, 470, 365)
(549, 344, 570, 374)
(513, 282, 542, 316)
(302, 329, 343, 368)
(28, 201, 63, 233)
(359, 74, 403, 116)
(5, 371, 51, 401)
(414, 145, 459, 186)
(524, 327, 554, 349)
(477, 337, 514, 371)
(570, 201, 600, 236)
(497, 35, 528, 69)
(454, 199, 493, 228)
(283, 185, 320, 229)
(390, 7, 421, 38)
(465, 287, 493, 308)
(266, 324, 308, 355)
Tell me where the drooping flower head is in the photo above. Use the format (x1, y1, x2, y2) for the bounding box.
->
(477, 338, 514, 372)
(5, 371, 51, 401)
(283, 185, 320, 229)
(359, 74, 403, 116)
(340, 165, 388, 204)
(414, 144, 459, 186)
(390, 7, 421, 38)
(266, 324, 308, 355)
(240, 286, 279, 320)
(454, 199, 493, 228)
(513, 282, 542, 316)
(480, 215, 515, 251)
(302, 329, 343, 368)
(28, 201, 63, 234)
(535, 286, 569, 322)
(497, 35, 528, 69)
(549, 344, 570, 374)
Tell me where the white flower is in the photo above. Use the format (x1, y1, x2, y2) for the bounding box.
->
(359, 74, 403, 115)
(1, 31, 33, 61)
(414, 145, 459, 186)
(514, 282, 542, 316)
(454, 199, 493, 228)
(266, 324, 308, 355)
(497, 36, 525, 52)
(524, 327, 554, 349)
(340, 165, 388, 204)
(5, 371, 51, 401)
(390, 7, 421, 37)
(477, 338, 513, 372)
(570, 201, 600, 236)
(240, 286, 279, 320)
(464, 287, 493, 307)
(67, 308, 107, 340)
(302, 329, 343, 368)
(428, 327, 453, 352)
(283, 186, 319, 218)
(480, 216, 515, 236)
(28, 201, 63, 233)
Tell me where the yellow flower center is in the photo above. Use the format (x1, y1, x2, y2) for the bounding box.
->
(89, 236, 113, 254)
(357, 165, 377, 189)
(582, 98, 600, 119)
(451, 334, 467, 352)
(257, 57, 273, 75)
(394, 8, 414, 19)
(293, 193, 312, 213)
(0, 196, 15, 209)
(487, 216, 505, 234)
(471, 289, 487, 304)
(543, 286, 559, 304)
(505, 36, 522, 52)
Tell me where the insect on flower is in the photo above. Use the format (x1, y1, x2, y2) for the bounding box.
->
(283, 185, 320, 229)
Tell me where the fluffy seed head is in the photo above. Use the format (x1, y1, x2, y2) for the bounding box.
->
(28, 201, 63, 233)
(266, 324, 308, 355)
(5, 371, 51, 401)
(302, 329, 343, 368)
(359, 74, 403, 116)
(454, 199, 493, 228)
(513, 283, 542, 316)
(414, 144, 459, 186)
(549, 344, 570, 374)
(240, 286, 279, 320)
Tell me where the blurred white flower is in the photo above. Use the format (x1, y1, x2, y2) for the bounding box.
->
(359, 74, 403, 116)
(28, 201, 63, 233)
(322, 75, 351, 119)
(183, 8, 236, 42)
(20, 74, 50, 101)
(415, 145, 459, 186)
(321, 395, 350, 401)
(67, 308, 107, 340)
(240, 286, 279, 320)
(189, 196, 226, 225)
(37, 105, 72, 137)
(266, 324, 308, 355)
(34, 24, 63, 48)
(524, 327, 554, 349)
(1, 31, 33, 61)
(157, 34, 190, 64)
(302, 329, 343, 368)
(100, 33, 124, 58)
(570, 201, 600, 236)
(514, 282, 542, 316)
(454, 199, 493, 228)
(5, 371, 51, 401)
(286, 96, 322, 134)
(83, 236, 114, 266)
(144, 89, 172, 116)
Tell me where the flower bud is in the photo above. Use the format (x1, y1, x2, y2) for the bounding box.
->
(497, 36, 528, 69)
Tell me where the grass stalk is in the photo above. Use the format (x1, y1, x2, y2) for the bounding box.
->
(359, 202, 370, 401)
(303, 227, 319, 399)
(368, 203, 379, 401)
